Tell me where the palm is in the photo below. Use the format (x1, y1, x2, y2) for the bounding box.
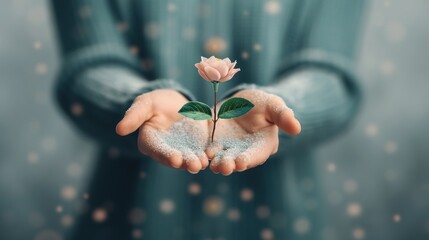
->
(206, 89, 301, 175)
(116, 89, 210, 173)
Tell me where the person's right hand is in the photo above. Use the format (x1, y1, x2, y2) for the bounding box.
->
(116, 89, 210, 174)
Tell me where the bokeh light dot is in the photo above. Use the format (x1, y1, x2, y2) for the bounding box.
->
(253, 43, 262, 52)
(132, 229, 143, 239)
(256, 205, 271, 219)
(365, 123, 378, 137)
(240, 188, 254, 202)
(347, 203, 362, 217)
(33, 41, 42, 50)
(61, 186, 77, 201)
(117, 22, 129, 32)
(393, 214, 401, 222)
(188, 182, 201, 195)
(92, 208, 108, 223)
(71, 103, 83, 116)
(381, 61, 395, 76)
(260, 228, 274, 240)
(352, 228, 366, 239)
(83, 193, 90, 200)
(35, 63, 48, 75)
(129, 208, 145, 225)
(264, 1, 281, 15)
(27, 152, 39, 164)
(385, 21, 406, 43)
(385, 141, 398, 154)
(327, 162, 336, 173)
(67, 163, 82, 178)
(227, 208, 240, 221)
(79, 6, 92, 19)
(129, 46, 139, 55)
(203, 196, 224, 216)
(41, 137, 56, 152)
(182, 27, 196, 41)
(293, 217, 311, 235)
(167, 3, 177, 12)
(343, 179, 359, 194)
(56, 206, 63, 213)
(60, 215, 74, 227)
(204, 37, 227, 55)
(144, 22, 160, 39)
(159, 199, 175, 214)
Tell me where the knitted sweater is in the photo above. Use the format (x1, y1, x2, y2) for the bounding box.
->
(50, 0, 366, 239)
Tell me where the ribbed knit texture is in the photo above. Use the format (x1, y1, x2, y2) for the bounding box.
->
(49, 0, 366, 239)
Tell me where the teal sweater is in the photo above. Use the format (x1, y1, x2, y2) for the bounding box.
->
(50, 0, 366, 239)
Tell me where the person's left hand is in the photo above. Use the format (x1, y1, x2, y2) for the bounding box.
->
(206, 89, 301, 175)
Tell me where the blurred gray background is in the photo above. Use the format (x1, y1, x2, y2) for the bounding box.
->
(1, 0, 429, 239)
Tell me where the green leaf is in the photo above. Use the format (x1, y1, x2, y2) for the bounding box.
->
(178, 101, 212, 120)
(218, 97, 255, 119)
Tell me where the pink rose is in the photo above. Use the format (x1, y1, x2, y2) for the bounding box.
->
(195, 56, 241, 82)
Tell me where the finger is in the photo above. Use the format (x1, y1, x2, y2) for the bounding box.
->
(116, 94, 153, 136)
(210, 149, 236, 176)
(197, 152, 209, 170)
(138, 127, 184, 169)
(217, 156, 235, 176)
(234, 138, 274, 171)
(183, 154, 202, 174)
(209, 152, 223, 174)
(234, 155, 249, 172)
(266, 96, 301, 135)
(205, 142, 223, 160)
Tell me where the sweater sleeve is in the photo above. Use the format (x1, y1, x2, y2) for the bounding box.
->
(49, 1, 194, 151)
(222, 0, 367, 150)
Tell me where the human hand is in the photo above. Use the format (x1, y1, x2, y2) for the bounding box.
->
(116, 89, 210, 174)
(206, 89, 301, 175)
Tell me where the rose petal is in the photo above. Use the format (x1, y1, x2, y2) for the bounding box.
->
(195, 63, 202, 70)
(198, 69, 210, 81)
(223, 58, 232, 64)
(204, 66, 221, 81)
(219, 75, 233, 82)
(211, 61, 229, 77)
(220, 68, 240, 81)
(207, 56, 217, 63)
(195, 62, 205, 72)
(228, 61, 237, 71)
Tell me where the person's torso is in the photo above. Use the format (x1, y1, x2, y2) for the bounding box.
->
(111, 0, 305, 102)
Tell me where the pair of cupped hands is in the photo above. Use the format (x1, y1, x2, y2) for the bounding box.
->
(115, 88, 301, 176)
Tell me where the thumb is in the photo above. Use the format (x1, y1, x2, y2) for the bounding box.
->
(116, 94, 153, 136)
(266, 96, 301, 135)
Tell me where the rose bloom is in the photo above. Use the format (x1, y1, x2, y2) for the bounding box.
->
(195, 56, 240, 82)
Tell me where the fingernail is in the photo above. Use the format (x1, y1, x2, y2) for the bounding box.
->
(188, 170, 199, 174)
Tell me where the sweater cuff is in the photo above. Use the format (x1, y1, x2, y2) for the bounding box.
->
(57, 43, 142, 91)
(275, 49, 362, 100)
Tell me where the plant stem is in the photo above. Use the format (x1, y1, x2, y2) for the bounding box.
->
(211, 81, 219, 143)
